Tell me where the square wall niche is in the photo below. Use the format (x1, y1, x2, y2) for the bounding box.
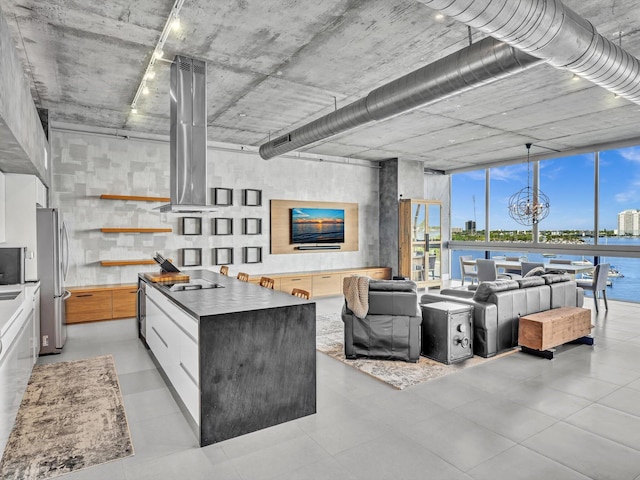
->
(213, 188, 233, 206)
(242, 189, 262, 206)
(243, 246, 262, 264)
(181, 217, 202, 235)
(242, 218, 262, 235)
(181, 248, 202, 267)
(213, 218, 233, 235)
(213, 247, 234, 265)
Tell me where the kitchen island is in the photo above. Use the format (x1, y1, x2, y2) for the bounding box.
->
(138, 269, 316, 446)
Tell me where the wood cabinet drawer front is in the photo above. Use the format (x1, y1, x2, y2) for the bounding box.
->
(66, 291, 112, 323)
(279, 276, 312, 294)
(312, 274, 341, 297)
(368, 269, 390, 280)
(112, 288, 137, 318)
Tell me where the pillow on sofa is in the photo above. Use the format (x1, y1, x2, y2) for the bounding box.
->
(472, 280, 519, 302)
(517, 277, 546, 288)
(542, 273, 572, 285)
(524, 266, 546, 277)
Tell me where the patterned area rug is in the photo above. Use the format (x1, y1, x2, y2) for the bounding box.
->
(0, 355, 133, 480)
(317, 313, 516, 390)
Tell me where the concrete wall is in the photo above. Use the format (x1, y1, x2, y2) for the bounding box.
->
(0, 8, 49, 184)
(51, 128, 381, 287)
(379, 158, 426, 276)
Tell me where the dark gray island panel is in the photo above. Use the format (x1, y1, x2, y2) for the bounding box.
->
(200, 303, 316, 445)
(139, 269, 317, 447)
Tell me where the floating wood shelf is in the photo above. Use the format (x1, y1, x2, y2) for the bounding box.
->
(100, 259, 158, 267)
(100, 194, 170, 202)
(100, 228, 172, 233)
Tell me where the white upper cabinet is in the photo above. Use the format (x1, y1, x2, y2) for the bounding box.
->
(4, 174, 42, 281)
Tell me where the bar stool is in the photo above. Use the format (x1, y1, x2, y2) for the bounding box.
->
(291, 288, 310, 299)
(237, 272, 249, 282)
(259, 276, 275, 289)
(219, 265, 229, 276)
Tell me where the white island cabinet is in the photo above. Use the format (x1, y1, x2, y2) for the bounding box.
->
(145, 284, 199, 424)
(0, 284, 38, 454)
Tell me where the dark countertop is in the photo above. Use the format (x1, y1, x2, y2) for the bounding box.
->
(139, 269, 312, 320)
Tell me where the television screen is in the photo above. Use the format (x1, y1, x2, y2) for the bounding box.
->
(291, 208, 345, 244)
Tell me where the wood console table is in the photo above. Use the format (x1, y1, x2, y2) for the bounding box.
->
(247, 266, 391, 298)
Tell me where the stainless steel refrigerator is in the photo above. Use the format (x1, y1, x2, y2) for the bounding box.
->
(37, 208, 70, 354)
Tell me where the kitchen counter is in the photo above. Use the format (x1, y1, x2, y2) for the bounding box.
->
(139, 269, 309, 318)
(139, 269, 317, 446)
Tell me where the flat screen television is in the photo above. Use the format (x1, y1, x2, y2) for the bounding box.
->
(291, 208, 345, 244)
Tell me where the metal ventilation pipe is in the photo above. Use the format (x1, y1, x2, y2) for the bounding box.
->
(259, 37, 541, 159)
(416, 0, 640, 103)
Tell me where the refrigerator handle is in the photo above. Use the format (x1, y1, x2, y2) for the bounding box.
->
(62, 290, 71, 300)
(62, 221, 70, 281)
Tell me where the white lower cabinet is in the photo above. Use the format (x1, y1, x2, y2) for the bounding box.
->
(0, 294, 35, 454)
(145, 287, 199, 425)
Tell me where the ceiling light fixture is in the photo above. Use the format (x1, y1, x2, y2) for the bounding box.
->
(142, 85, 149, 95)
(130, 0, 185, 113)
(508, 143, 550, 226)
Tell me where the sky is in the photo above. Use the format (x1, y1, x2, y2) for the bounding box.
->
(451, 145, 640, 231)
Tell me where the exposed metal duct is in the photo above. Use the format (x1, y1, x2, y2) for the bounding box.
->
(259, 37, 542, 159)
(160, 55, 217, 213)
(416, 0, 640, 103)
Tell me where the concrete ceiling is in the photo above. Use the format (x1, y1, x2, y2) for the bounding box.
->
(1, 0, 640, 172)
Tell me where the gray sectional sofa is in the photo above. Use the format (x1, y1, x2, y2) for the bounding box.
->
(420, 274, 584, 358)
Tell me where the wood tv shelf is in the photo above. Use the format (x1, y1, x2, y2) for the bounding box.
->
(100, 194, 170, 202)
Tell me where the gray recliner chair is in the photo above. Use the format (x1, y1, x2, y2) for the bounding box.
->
(341, 279, 422, 362)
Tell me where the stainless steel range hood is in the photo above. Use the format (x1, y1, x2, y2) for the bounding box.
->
(160, 55, 217, 213)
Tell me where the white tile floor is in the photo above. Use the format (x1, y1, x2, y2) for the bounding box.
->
(33, 293, 640, 480)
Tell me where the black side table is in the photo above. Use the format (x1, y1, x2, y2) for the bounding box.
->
(421, 301, 474, 364)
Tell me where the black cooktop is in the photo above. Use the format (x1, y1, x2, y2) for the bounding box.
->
(164, 278, 225, 292)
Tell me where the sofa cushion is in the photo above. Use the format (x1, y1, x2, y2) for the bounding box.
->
(517, 277, 546, 288)
(542, 273, 572, 285)
(368, 279, 417, 292)
(524, 266, 546, 277)
(472, 280, 519, 302)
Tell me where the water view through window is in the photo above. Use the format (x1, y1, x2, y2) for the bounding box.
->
(450, 145, 640, 303)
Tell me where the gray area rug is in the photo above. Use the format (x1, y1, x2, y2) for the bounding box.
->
(317, 313, 516, 390)
(0, 355, 133, 480)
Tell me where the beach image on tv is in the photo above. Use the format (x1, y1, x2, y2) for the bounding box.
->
(291, 208, 345, 244)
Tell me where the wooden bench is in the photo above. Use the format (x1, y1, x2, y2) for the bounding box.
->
(518, 307, 593, 359)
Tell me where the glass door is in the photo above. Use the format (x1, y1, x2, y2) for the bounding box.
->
(410, 203, 427, 284)
(427, 203, 441, 286)
(400, 199, 442, 288)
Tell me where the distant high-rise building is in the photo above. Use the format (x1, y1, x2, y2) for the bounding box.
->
(465, 220, 476, 233)
(618, 209, 640, 235)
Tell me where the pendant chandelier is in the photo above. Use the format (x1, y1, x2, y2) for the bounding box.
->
(508, 143, 550, 226)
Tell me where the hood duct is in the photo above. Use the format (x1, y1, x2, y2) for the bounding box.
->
(160, 55, 216, 213)
(259, 37, 541, 160)
(416, 0, 640, 104)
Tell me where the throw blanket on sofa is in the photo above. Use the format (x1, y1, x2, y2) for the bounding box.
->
(343, 276, 370, 319)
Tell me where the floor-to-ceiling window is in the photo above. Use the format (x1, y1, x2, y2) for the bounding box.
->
(537, 153, 594, 244)
(451, 170, 485, 241)
(449, 144, 640, 302)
